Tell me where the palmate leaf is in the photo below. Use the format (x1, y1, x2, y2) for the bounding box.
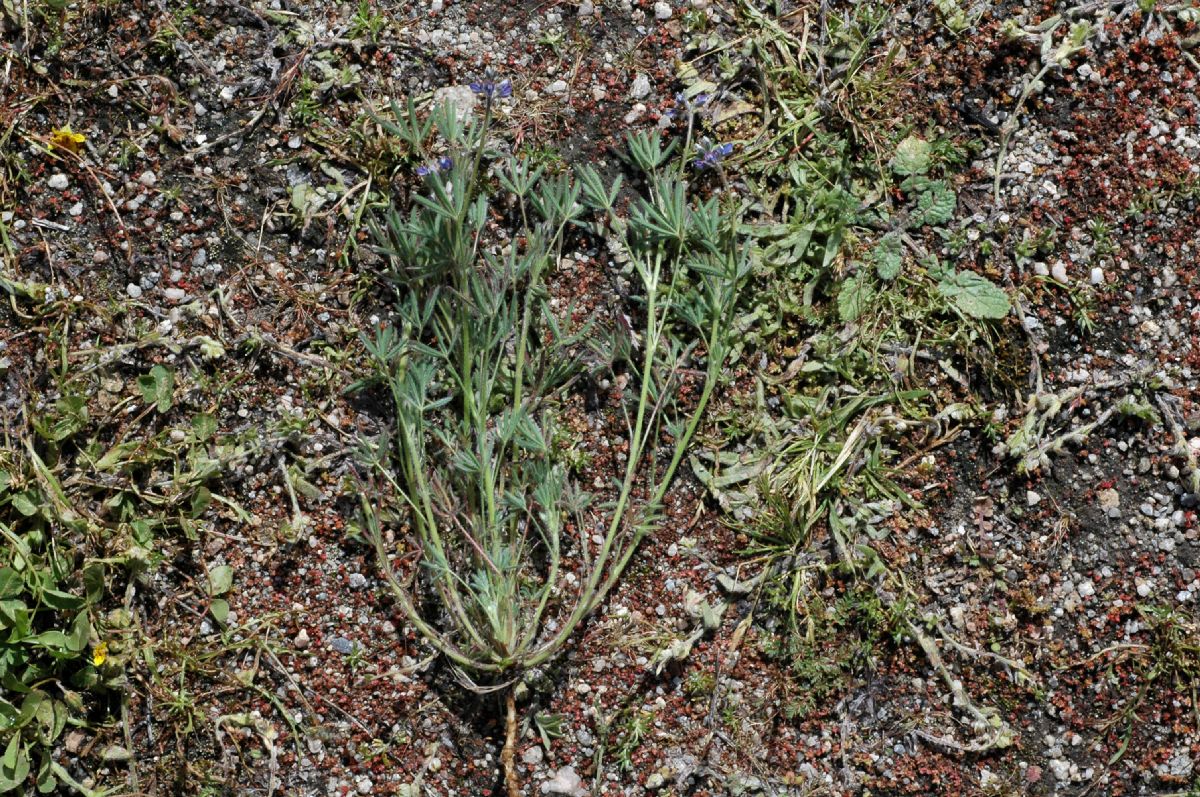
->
(912, 181, 956, 227)
(891, 135, 932, 177)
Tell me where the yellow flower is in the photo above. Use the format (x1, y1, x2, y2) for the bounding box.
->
(50, 125, 86, 155)
(92, 641, 108, 666)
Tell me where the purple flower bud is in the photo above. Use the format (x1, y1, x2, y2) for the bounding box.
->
(469, 78, 512, 99)
(694, 141, 733, 170)
(417, 156, 454, 177)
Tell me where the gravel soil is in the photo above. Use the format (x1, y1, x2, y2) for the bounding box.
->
(2, 1, 1200, 796)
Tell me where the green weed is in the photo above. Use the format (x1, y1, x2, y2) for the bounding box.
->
(359, 87, 746, 793)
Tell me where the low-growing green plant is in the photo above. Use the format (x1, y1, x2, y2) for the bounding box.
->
(0, 291, 262, 794)
(359, 85, 746, 795)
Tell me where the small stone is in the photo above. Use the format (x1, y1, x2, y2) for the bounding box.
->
(1051, 261, 1068, 282)
(48, 173, 69, 190)
(546, 79, 569, 95)
(630, 74, 652, 100)
(645, 773, 666, 789)
(1077, 580, 1094, 598)
(654, 1, 672, 19)
(1097, 488, 1119, 510)
(355, 776, 373, 794)
(1090, 267, 1104, 285)
(294, 628, 310, 650)
(138, 170, 157, 187)
(69, 202, 83, 216)
(1049, 759, 1070, 781)
(578, 0, 594, 15)
(348, 573, 368, 589)
(64, 731, 87, 754)
(623, 103, 646, 124)
(431, 0, 443, 10)
(1137, 581, 1152, 598)
(1026, 490, 1042, 507)
(432, 85, 478, 121)
(544, 766, 582, 795)
(329, 636, 354, 655)
(522, 745, 544, 765)
(163, 287, 187, 302)
(126, 283, 143, 299)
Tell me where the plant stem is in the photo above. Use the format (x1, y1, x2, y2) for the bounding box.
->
(993, 53, 1058, 203)
(503, 687, 520, 797)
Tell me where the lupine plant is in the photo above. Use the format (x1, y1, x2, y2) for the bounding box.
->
(358, 83, 745, 795)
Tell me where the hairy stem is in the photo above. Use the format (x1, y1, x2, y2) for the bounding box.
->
(503, 688, 519, 797)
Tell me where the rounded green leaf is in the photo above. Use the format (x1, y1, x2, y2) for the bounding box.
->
(891, 135, 932, 177)
(206, 564, 234, 597)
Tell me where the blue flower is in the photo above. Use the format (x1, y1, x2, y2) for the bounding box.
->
(416, 156, 453, 176)
(694, 142, 733, 170)
(668, 92, 709, 119)
(469, 77, 512, 99)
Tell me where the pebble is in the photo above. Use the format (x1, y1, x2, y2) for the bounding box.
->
(522, 745, 544, 765)
(69, 202, 83, 216)
(1026, 490, 1042, 507)
(1136, 581, 1152, 598)
(546, 79, 569, 95)
(348, 573, 367, 589)
(1049, 759, 1070, 781)
(126, 284, 143, 299)
(432, 85, 478, 121)
(623, 103, 647, 125)
(543, 766, 582, 795)
(355, 776, 373, 794)
(578, 0, 594, 15)
(138, 170, 157, 187)
(654, 1, 672, 18)
(1090, 267, 1104, 285)
(163, 287, 187, 302)
(294, 628, 310, 650)
(630, 74, 651, 100)
(1077, 580, 1094, 598)
(329, 636, 354, 655)
(48, 173, 69, 190)
(1051, 261, 1068, 282)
